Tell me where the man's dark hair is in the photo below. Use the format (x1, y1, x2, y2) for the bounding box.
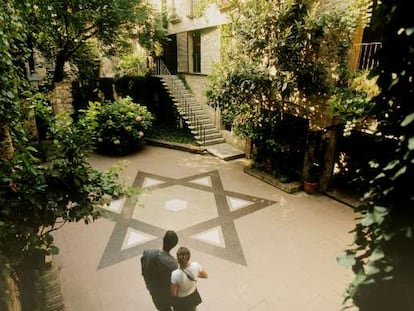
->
(163, 230, 178, 252)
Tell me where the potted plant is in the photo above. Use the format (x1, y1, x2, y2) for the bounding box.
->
(303, 160, 322, 194)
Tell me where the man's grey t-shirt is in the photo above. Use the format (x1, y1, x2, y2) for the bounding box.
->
(141, 249, 178, 296)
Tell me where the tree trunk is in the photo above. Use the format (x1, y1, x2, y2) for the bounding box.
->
(0, 127, 20, 310)
(0, 272, 21, 311)
(0, 124, 14, 161)
(53, 51, 66, 83)
(320, 127, 338, 192)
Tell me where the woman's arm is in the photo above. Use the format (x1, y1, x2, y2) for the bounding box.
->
(198, 268, 208, 279)
(171, 283, 178, 297)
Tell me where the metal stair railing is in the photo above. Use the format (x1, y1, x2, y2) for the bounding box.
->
(154, 58, 171, 75)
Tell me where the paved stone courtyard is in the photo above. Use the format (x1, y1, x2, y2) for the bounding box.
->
(52, 145, 355, 310)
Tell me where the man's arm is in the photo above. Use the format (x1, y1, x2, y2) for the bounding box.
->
(140, 251, 152, 289)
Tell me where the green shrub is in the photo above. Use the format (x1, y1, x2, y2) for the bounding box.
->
(114, 53, 150, 77)
(80, 96, 153, 155)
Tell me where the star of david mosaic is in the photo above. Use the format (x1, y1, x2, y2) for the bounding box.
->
(98, 170, 276, 269)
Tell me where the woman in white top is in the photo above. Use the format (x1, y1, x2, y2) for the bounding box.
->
(171, 246, 208, 311)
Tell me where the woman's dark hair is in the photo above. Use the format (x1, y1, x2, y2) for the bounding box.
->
(176, 246, 191, 268)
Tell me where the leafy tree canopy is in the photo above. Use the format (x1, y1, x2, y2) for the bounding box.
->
(17, 0, 167, 82)
(0, 0, 139, 278)
(0, 0, 30, 145)
(206, 0, 359, 161)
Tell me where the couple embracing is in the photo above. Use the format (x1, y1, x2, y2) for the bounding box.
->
(141, 230, 208, 311)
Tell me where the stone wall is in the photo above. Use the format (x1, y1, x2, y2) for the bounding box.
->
(50, 82, 73, 114)
(201, 27, 221, 74)
(183, 74, 208, 105)
(182, 74, 217, 124)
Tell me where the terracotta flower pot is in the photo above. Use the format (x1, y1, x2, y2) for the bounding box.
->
(303, 181, 318, 194)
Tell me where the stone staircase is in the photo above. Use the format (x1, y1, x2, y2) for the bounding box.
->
(158, 74, 225, 146)
(152, 60, 245, 160)
(152, 60, 224, 146)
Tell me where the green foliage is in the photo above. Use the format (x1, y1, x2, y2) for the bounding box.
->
(0, 1, 140, 291)
(330, 71, 379, 136)
(206, 0, 358, 178)
(0, 0, 31, 146)
(18, 0, 167, 82)
(79, 97, 153, 155)
(0, 93, 138, 270)
(207, 0, 358, 132)
(114, 53, 150, 77)
(71, 42, 101, 82)
(338, 1, 414, 309)
(306, 161, 322, 183)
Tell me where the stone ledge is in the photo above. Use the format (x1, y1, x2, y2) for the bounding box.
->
(146, 138, 207, 154)
(244, 167, 302, 194)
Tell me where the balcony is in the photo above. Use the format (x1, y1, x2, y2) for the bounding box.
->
(169, 8, 182, 24)
(351, 42, 382, 71)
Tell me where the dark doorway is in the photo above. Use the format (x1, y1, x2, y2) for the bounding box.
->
(192, 32, 201, 73)
(162, 35, 177, 74)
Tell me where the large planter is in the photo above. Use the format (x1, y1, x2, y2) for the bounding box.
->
(303, 181, 319, 194)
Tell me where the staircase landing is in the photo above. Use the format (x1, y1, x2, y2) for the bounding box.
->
(206, 143, 245, 161)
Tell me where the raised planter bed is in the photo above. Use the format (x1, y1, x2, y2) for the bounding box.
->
(244, 167, 302, 194)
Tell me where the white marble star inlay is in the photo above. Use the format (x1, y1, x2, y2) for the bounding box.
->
(227, 196, 252, 212)
(190, 177, 212, 187)
(142, 177, 165, 188)
(193, 227, 225, 248)
(121, 229, 157, 250)
(102, 198, 125, 214)
(165, 198, 188, 212)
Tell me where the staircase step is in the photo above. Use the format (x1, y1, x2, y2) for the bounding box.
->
(183, 114, 210, 121)
(206, 143, 245, 161)
(199, 138, 226, 146)
(195, 132, 223, 140)
(191, 127, 220, 134)
(174, 101, 203, 109)
(186, 122, 212, 129)
(190, 124, 219, 131)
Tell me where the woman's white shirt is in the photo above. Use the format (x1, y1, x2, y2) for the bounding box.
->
(171, 262, 203, 297)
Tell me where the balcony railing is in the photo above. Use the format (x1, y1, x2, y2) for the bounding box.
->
(352, 42, 382, 71)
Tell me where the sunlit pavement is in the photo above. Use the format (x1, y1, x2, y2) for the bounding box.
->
(52, 145, 355, 311)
